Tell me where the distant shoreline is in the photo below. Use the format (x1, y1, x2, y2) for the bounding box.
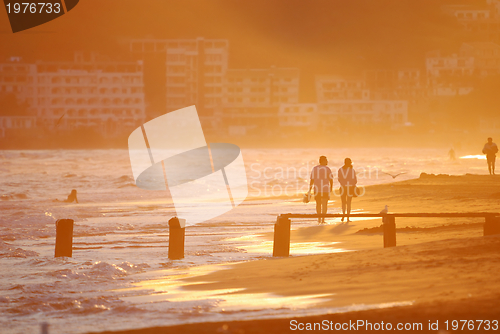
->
(0, 130, 488, 152)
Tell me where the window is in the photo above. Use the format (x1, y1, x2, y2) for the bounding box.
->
(205, 54, 222, 62)
(168, 66, 185, 73)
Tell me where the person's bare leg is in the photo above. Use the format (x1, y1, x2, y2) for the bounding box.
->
(488, 161, 492, 175)
(346, 196, 352, 222)
(321, 197, 328, 223)
(316, 198, 322, 223)
(493, 160, 496, 175)
(341, 193, 346, 222)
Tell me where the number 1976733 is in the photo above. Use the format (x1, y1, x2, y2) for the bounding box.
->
(5, 3, 61, 14)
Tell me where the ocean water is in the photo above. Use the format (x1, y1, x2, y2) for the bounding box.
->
(0, 148, 488, 333)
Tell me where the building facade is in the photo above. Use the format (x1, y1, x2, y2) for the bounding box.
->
(219, 67, 300, 135)
(460, 42, 500, 76)
(130, 38, 229, 120)
(278, 103, 318, 129)
(316, 75, 369, 102)
(0, 116, 36, 138)
(363, 69, 425, 103)
(315, 75, 408, 129)
(0, 53, 147, 137)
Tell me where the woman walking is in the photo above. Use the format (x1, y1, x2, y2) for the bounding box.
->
(338, 158, 357, 222)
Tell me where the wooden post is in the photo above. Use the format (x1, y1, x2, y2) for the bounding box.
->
(273, 215, 291, 257)
(484, 216, 500, 236)
(55, 219, 74, 257)
(168, 217, 185, 260)
(383, 216, 396, 248)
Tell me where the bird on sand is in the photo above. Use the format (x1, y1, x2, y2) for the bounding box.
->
(382, 171, 407, 179)
(380, 205, 389, 223)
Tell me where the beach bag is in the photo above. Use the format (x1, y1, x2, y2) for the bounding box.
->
(302, 192, 312, 203)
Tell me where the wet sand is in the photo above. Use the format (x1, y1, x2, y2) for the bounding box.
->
(92, 174, 500, 333)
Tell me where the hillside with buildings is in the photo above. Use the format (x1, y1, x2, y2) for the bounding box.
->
(1, 0, 500, 148)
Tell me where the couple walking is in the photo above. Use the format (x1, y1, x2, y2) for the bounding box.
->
(308, 156, 357, 224)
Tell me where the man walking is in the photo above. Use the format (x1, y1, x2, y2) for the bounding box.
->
(482, 137, 499, 175)
(309, 156, 333, 224)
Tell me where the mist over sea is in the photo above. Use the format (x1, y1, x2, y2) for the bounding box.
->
(0, 148, 488, 333)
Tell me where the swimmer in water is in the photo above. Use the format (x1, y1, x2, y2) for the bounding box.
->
(54, 189, 78, 203)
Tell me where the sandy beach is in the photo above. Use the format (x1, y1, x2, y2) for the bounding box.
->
(92, 174, 500, 333)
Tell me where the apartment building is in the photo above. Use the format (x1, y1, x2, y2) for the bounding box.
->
(220, 67, 300, 135)
(0, 116, 36, 138)
(34, 53, 146, 134)
(130, 38, 229, 119)
(425, 50, 475, 96)
(0, 58, 37, 109)
(442, 2, 500, 43)
(460, 42, 500, 76)
(315, 76, 408, 129)
(363, 69, 425, 102)
(442, 5, 491, 21)
(316, 75, 369, 102)
(318, 100, 408, 130)
(0, 53, 147, 136)
(278, 103, 318, 129)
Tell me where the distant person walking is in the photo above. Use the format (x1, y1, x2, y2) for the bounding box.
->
(338, 158, 357, 223)
(308, 156, 333, 224)
(448, 148, 456, 161)
(482, 137, 499, 175)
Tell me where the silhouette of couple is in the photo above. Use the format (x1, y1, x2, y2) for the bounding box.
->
(308, 156, 357, 224)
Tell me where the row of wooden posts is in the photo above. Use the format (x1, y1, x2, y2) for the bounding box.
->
(54, 214, 500, 259)
(54, 217, 186, 259)
(273, 213, 500, 257)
